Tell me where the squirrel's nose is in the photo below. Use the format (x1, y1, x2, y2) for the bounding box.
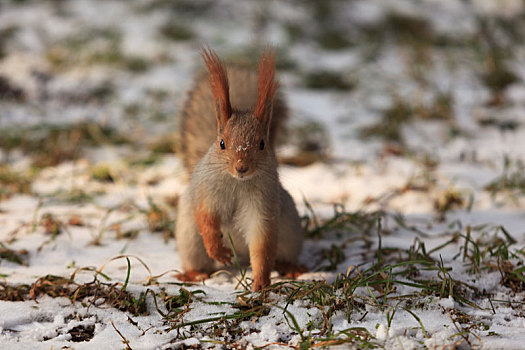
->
(236, 165, 249, 174)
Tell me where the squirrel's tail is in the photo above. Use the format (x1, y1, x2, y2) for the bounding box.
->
(176, 59, 288, 175)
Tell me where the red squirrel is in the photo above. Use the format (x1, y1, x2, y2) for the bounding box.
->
(175, 48, 304, 291)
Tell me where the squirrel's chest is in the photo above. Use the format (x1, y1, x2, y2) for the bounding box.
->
(212, 183, 261, 223)
(219, 187, 268, 247)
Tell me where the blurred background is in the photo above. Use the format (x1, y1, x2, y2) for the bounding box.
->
(1, 2, 525, 346)
(0, 0, 524, 211)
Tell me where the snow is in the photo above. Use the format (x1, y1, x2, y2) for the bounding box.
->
(1, 0, 525, 348)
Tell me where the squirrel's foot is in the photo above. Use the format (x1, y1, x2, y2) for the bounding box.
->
(252, 276, 271, 292)
(276, 262, 308, 279)
(207, 245, 233, 265)
(175, 270, 209, 282)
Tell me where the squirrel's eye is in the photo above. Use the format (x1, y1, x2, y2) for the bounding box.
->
(259, 140, 265, 150)
(220, 139, 225, 150)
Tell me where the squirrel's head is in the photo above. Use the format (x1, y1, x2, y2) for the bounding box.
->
(201, 47, 277, 180)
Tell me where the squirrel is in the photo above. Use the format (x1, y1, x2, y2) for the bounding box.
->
(174, 47, 304, 291)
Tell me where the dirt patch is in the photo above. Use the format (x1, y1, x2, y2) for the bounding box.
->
(68, 324, 96, 342)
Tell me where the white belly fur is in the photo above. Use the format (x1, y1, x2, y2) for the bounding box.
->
(220, 195, 266, 262)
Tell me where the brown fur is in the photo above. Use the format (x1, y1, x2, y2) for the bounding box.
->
(194, 202, 232, 264)
(176, 62, 288, 175)
(254, 49, 278, 121)
(220, 112, 267, 178)
(250, 226, 277, 291)
(201, 47, 232, 126)
(175, 270, 208, 282)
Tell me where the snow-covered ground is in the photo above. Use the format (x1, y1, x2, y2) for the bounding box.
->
(0, 0, 524, 348)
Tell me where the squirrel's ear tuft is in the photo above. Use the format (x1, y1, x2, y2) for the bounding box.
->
(254, 48, 278, 122)
(201, 46, 232, 126)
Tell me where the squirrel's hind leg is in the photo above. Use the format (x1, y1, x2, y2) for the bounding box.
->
(175, 270, 209, 282)
(275, 261, 308, 279)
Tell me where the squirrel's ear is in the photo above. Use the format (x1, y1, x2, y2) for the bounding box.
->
(254, 48, 278, 124)
(201, 47, 232, 128)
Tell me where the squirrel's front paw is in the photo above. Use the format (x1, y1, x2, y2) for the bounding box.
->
(208, 245, 233, 265)
(201, 233, 233, 264)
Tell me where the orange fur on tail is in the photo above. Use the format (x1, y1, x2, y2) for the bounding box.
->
(254, 49, 278, 120)
(201, 47, 232, 124)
